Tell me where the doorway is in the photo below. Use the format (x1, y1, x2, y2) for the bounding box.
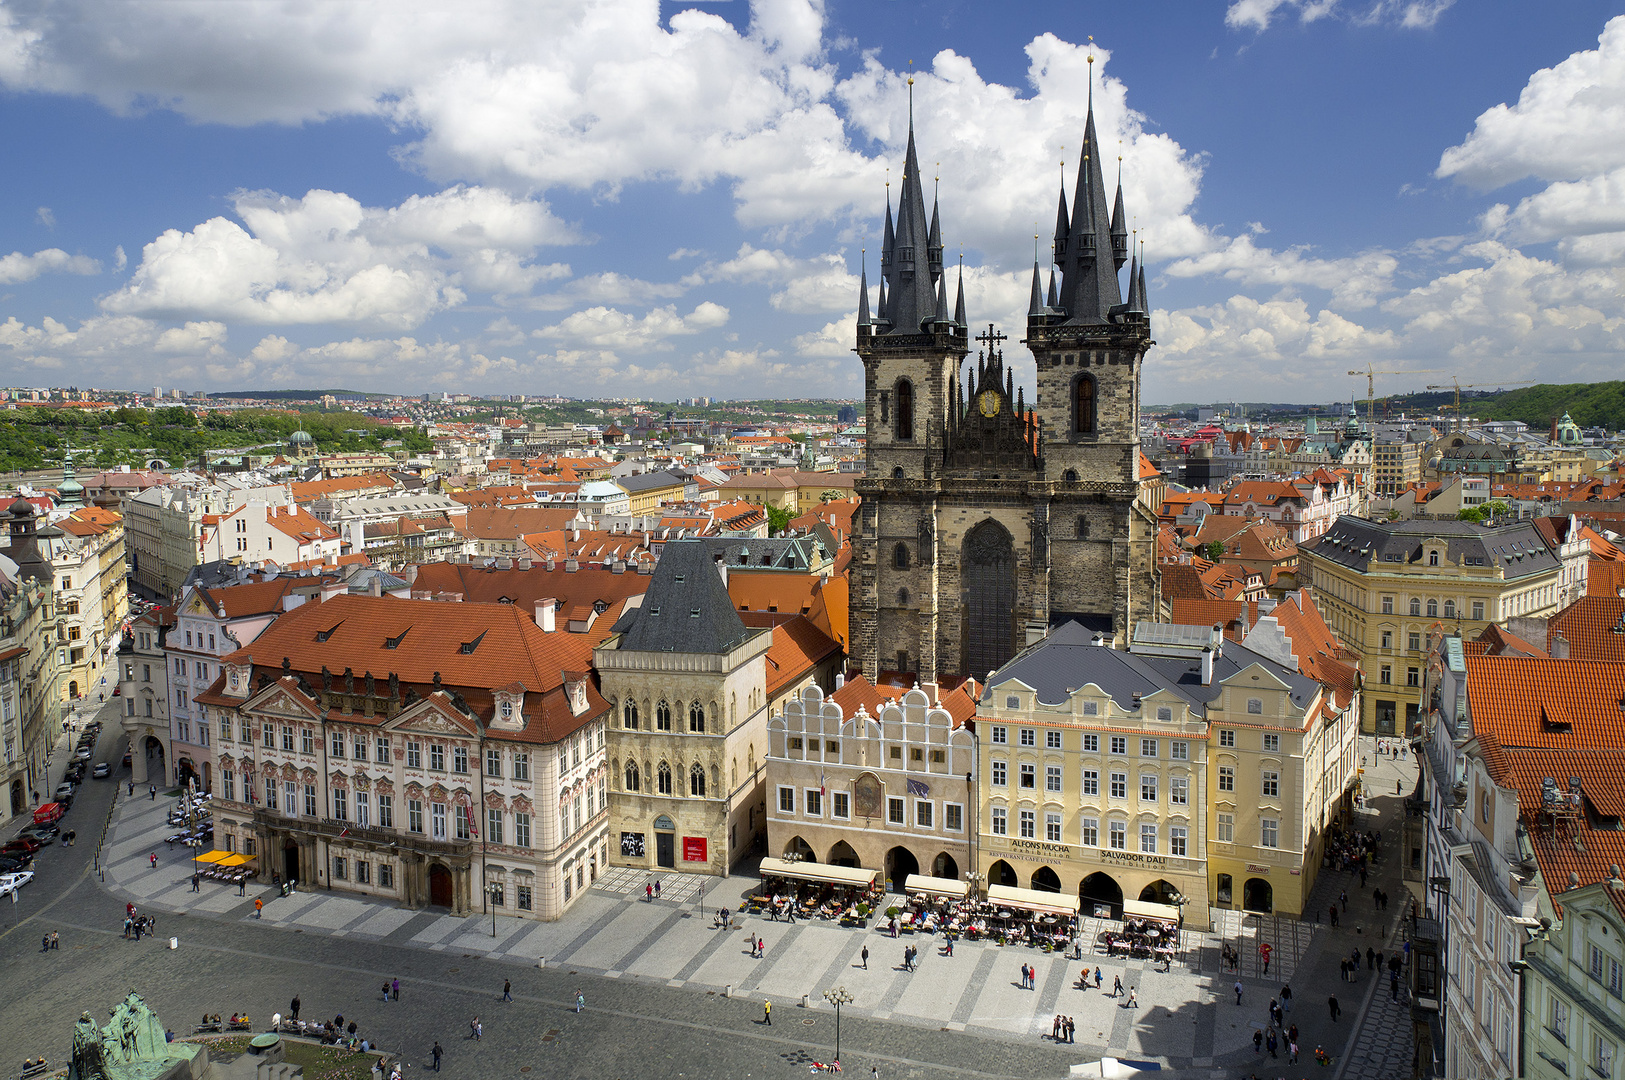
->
(69, 680, 79, 699)
(429, 864, 454, 907)
(932, 852, 959, 880)
(1080, 872, 1124, 919)
(656, 832, 675, 869)
(282, 840, 300, 884)
(988, 859, 1018, 887)
(886, 846, 919, 890)
(1031, 866, 1062, 893)
(1243, 877, 1273, 914)
(9, 779, 22, 816)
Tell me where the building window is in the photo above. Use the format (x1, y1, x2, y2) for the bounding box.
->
(625, 761, 641, 792)
(1407, 667, 1420, 687)
(487, 809, 504, 844)
(1471, 600, 1485, 620)
(1380, 664, 1392, 685)
(1428, 550, 1440, 566)
(406, 741, 421, 768)
(221, 770, 235, 801)
(352, 736, 367, 762)
(1410, 597, 1422, 616)
(918, 802, 934, 829)
(1109, 821, 1126, 849)
(332, 857, 346, 881)
(283, 781, 298, 815)
(1552, 996, 1569, 1043)
(453, 747, 468, 774)
(513, 752, 530, 781)
(1170, 826, 1187, 857)
(1019, 763, 1036, 789)
(1019, 809, 1035, 838)
(429, 744, 445, 771)
(330, 731, 345, 757)
(1219, 766, 1234, 792)
(689, 703, 706, 733)
(514, 812, 531, 848)
(1217, 813, 1233, 842)
(1019, 727, 1036, 746)
(378, 795, 393, 829)
(1081, 818, 1098, 846)
(1140, 774, 1158, 802)
(1263, 733, 1280, 753)
(515, 884, 531, 910)
(1074, 375, 1096, 435)
(486, 749, 502, 777)
(803, 788, 821, 816)
(1044, 811, 1060, 841)
(1262, 771, 1280, 798)
(1426, 599, 1439, 617)
(992, 761, 1007, 786)
(1382, 595, 1394, 615)
(332, 789, 348, 821)
(454, 804, 471, 841)
(991, 726, 1007, 744)
(1380, 630, 1392, 650)
(991, 807, 1007, 835)
(894, 379, 914, 441)
(1110, 772, 1126, 799)
(1082, 769, 1099, 796)
(884, 796, 904, 824)
(356, 791, 370, 827)
(1611, 959, 1623, 998)
(1261, 818, 1279, 847)
(1592, 946, 1606, 981)
(1596, 1034, 1614, 1079)
(834, 792, 852, 819)
(1171, 777, 1188, 805)
(431, 804, 447, 841)
(893, 543, 909, 570)
(657, 761, 673, 795)
(623, 700, 639, 729)
(1219, 729, 1235, 747)
(1246, 698, 1263, 715)
(1170, 740, 1188, 761)
(1408, 632, 1422, 651)
(1110, 736, 1127, 755)
(1140, 824, 1157, 853)
(944, 803, 961, 831)
(1046, 730, 1062, 749)
(1443, 599, 1456, 619)
(1141, 738, 1158, 757)
(408, 800, 423, 834)
(1046, 765, 1062, 792)
(778, 786, 794, 813)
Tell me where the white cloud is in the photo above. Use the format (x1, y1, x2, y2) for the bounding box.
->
(101, 186, 577, 328)
(35, 206, 54, 228)
(1163, 236, 1398, 308)
(0, 247, 99, 284)
(1226, 0, 1450, 32)
(531, 302, 730, 351)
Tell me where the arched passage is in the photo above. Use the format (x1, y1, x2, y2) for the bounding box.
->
(428, 864, 454, 908)
(1031, 866, 1062, 893)
(783, 836, 815, 862)
(1080, 872, 1124, 919)
(1243, 877, 1273, 914)
(886, 846, 919, 889)
(142, 735, 166, 786)
(963, 520, 1016, 678)
(932, 852, 959, 880)
(1139, 879, 1181, 906)
(988, 859, 1018, 887)
(828, 840, 859, 867)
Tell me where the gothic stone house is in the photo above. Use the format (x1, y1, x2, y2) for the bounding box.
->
(196, 593, 611, 921)
(852, 89, 1160, 688)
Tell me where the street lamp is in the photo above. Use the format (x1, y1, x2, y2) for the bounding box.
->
(822, 986, 853, 1066)
(964, 870, 985, 904)
(491, 884, 502, 937)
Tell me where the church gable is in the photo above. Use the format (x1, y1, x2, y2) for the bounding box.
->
(943, 328, 1041, 475)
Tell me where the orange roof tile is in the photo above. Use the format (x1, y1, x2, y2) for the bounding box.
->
(1465, 656, 1625, 751)
(1550, 596, 1625, 663)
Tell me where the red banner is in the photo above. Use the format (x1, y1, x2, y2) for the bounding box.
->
(682, 836, 707, 862)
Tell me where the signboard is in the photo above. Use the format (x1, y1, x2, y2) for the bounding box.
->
(653, 814, 675, 831)
(1246, 863, 1270, 874)
(620, 832, 645, 858)
(682, 836, 708, 862)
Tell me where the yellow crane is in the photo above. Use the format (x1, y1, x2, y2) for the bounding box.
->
(1425, 377, 1535, 433)
(1346, 365, 1442, 505)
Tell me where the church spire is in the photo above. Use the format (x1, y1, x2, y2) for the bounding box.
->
(1046, 264, 1058, 309)
(1052, 157, 1070, 262)
(1110, 156, 1128, 270)
(857, 252, 872, 326)
(878, 69, 939, 334)
(1048, 45, 1124, 326)
(1028, 257, 1045, 316)
(953, 257, 967, 326)
(934, 265, 950, 324)
(1125, 241, 1143, 314)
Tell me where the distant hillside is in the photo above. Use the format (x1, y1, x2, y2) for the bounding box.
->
(207, 389, 380, 401)
(1382, 380, 1625, 431)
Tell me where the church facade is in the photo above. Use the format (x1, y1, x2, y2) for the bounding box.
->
(852, 95, 1161, 686)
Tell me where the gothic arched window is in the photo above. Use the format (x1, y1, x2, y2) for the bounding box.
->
(690, 762, 706, 797)
(657, 761, 673, 795)
(895, 379, 915, 441)
(688, 703, 706, 733)
(898, 587, 910, 606)
(1443, 599, 1456, 619)
(894, 543, 909, 569)
(656, 700, 672, 731)
(892, 466, 905, 480)
(624, 761, 640, 792)
(622, 700, 639, 730)
(1063, 469, 1079, 482)
(1074, 375, 1097, 435)
(1410, 598, 1422, 616)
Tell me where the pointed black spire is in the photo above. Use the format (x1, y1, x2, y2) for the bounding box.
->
(1053, 59, 1124, 326)
(1046, 265, 1058, 309)
(857, 261, 872, 325)
(1137, 242, 1149, 312)
(1028, 260, 1045, 316)
(1110, 161, 1129, 271)
(1052, 178, 1070, 266)
(953, 260, 966, 326)
(878, 91, 938, 333)
(928, 184, 944, 280)
(933, 267, 950, 324)
(877, 276, 888, 324)
(1125, 247, 1143, 314)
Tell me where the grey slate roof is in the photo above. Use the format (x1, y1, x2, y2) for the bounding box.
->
(701, 536, 827, 570)
(984, 620, 1319, 714)
(1303, 515, 1560, 581)
(617, 470, 686, 494)
(615, 539, 756, 655)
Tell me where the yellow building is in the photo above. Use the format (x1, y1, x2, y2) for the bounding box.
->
(718, 471, 802, 514)
(615, 470, 687, 514)
(1372, 432, 1427, 497)
(1302, 515, 1566, 734)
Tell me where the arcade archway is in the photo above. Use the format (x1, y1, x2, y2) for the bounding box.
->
(1243, 878, 1273, 914)
(1081, 872, 1124, 918)
(828, 840, 859, 867)
(1031, 866, 1062, 892)
(886, 846, 919, 889)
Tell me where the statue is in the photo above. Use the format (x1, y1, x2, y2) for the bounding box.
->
(70, 1011, 104, 1080)
(321, 665, 333, 693)
(388, 672, 399, 699)
(344, 667, 355, 693)
(364, 671, 375, 697)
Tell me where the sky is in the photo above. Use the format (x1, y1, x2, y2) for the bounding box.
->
(2, 0, 1624, 405)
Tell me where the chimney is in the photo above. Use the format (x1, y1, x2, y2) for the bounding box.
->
(370, 575, 383, 597)
(402, 564, 419, 586)
(517, 557, 532, 570)
(1200, 645, 1214, 686)
(1091, 633, 1106, 647)
(320, 579, 346, 603)
(564, 558, 578, 573)
(1551, 633, 1570, 660)
(535, 598, 556, 632)
(411, 589, 432, 600)
(545, 558, 555, 571)
(834, 672, 845, 691)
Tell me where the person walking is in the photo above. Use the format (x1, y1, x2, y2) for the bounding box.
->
(191, 873, 200, 892)
(1252, 1029, 1263, 1054)
(576, 991, 585, 1013)
(1126, 988, 1137, 1009)
(431, 1042, 442, 1072)
(654, 880, 661, 899)
(1233, 979, 1243, 1005)
(291, 997, 300, 1022)
(1281, 983, 1292, 1013)
(944, 936, 954, 957)
(762, 1000, 772, 1026)
(502, 980, 511, 1002)
(861, 945, 869, 970)
(469, 1017, 480, 1041)
(383, 982, 392, 1002)
(1265, 1027, 1278, 1058)
(1339, 889, 1348, 913)
(1328, 995, 1341, 1021)
(150, 852, 157, 868)
(1289, 1038, 1300, 1064)
(646, 883, 653, 902)
(1113, 974, 1123, 998)
(1066, 1016, 1075, 1043)
(149, 785, 156, 800)
(1340, 959, 1348, 982)
(1094, 968, 1102, 990)
(238, 879, 246, 897)
(1329, 904, 1339, 928)
(51, 931, 60, 949)
(392, 978, 400, 1001)
(1367, 946, 1377, 971)
(254, 898, 263, 919)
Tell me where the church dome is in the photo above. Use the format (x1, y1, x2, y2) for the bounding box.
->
(8, 495, 35, 520)
(289, 429, 315, 447)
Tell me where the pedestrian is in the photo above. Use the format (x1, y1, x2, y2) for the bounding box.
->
(1052, 1015, 1062, 1041)
(431, 1042, 442, 1072)
(654, 880, 661, 899)
(1113, 974, 1123, 998)
(1351, 947, 1361, 971)
(383, 982, 391, 1002)
(1340, 889, 1347, 913)
(470, 1017, 480, 1041)
(871, 1068, 879, 1080)
(1288, 1022, 1298, 1045)
(1329, 904, 1339, 928)
(1094, 968, 1102, 989)
(51, 931, 60, 949)
(149, 785, 156, 800)
(1339, 959, 1348, 982)
(238, 879, 246, 897)
(291, 997, 300, 1022)
(1367, 946, 1376, 970)
(1233, 980, 1243, 1005)
(944, 936, 954, 957)
(254, 898, 263, 918)
(1328, 995, 1341, 1021)
(1261, 948, 1271, 975)
(646, 883, 653, 902)
(861, 945, 869, 970)
(128, 780, 134, 796)
(502, 979, 511, 1002)
(1253, 1029, 1263, 1054)
(1281, 983, 1292, 1012)
(1269, 998, 1281, 1028)
(392, 978, 400, 1001)
(42, 933, 50, 953)
(1360, 867, 1368, 888)
(1290, 1039, 1299, 1064)
(763, 1000, 772, 1026)
(576, 991, 585, 1013)
(1391, 971, 1401, 1001)
(150, 852, 157, 868)
(1066, 1016, 1075, 1043)
(191, 873, 200, 892)
(1127, 988, 1137, 1009)
(1266, 1028, 1277, 1058)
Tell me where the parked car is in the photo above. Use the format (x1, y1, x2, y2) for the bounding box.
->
(0, 871, 34, 898)
(74, 747, 93, 760)
(1, 836, 43, 855)
(92, 762, 111, 779)
(19, 824, 60, 844)
(0, 853, 33, 873)
(122, 751, 131, 767)
(54, 782, 76, 800)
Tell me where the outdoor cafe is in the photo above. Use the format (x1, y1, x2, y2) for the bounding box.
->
(897, 874, 968, 934)
(1099, 898, 1182, 963)
(191, 849, 256, 887)
(944, 884, 1080, 949)
(750, 857, 883, 926)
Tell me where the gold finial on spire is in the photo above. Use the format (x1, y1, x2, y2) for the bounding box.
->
(907, 60, 915, 127)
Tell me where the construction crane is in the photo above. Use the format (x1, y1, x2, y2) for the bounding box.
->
(1425, 377, 1535, 433)
(1346, 365, 1442, 506)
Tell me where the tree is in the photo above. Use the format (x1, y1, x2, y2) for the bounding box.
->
(765, 505, 792, 536)
(1203, 540, 1225, 562)
(1457, 507, 1487, 524)
(1485, 499, 1509, 521)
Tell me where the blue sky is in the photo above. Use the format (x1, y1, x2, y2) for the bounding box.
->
(2, 0, 1623, 404)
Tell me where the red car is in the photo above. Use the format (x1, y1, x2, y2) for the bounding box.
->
(1, 837, 43, 855)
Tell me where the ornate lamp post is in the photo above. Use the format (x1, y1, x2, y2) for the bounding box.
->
(964, 870, 985, 904)
(822, 986, 853, 1066)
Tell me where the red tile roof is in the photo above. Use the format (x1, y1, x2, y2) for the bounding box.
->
(1550, 596, 1625, 663)
(1464, 656, 1625, 751)
(737, 612, 842, 699)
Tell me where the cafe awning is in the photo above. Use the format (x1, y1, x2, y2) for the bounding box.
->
(216, 853, 255, 868)
(193, 849, 230, 865)
(758, 857, 878, 889)
(988, 883, 1080, 917)
(904, 874, 968, 899)
(1123, 899, 1180, 925)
